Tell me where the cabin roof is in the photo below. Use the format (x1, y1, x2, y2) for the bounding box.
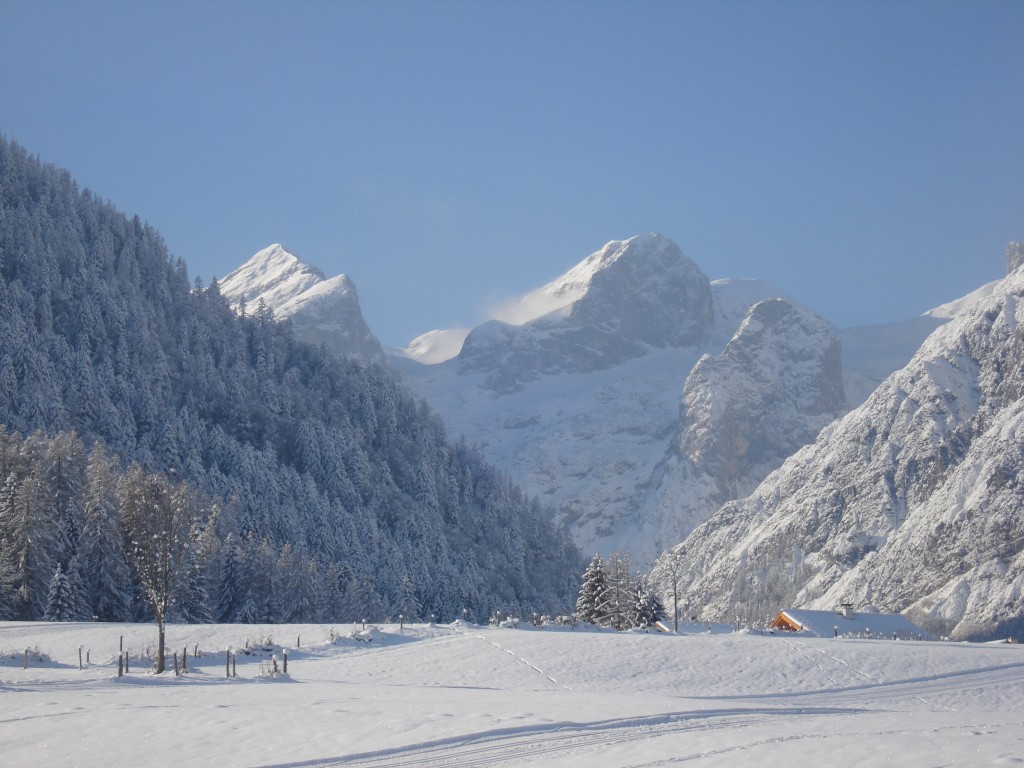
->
(772, 608, 931, 640)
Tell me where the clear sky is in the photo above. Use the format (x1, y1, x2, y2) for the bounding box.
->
(1, 1, 1021, 348)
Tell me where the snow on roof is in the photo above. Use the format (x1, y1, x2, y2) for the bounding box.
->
(775, 608, 931, 640)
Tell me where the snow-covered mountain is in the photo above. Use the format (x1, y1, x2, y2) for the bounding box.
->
(663, 246, 1024, 639)
(835, 276, 1000, 407)
(454, 234, 713, 392)
(218, 244, 384, 362)
(628, 298, 847, 562)
(226, 233, 997, 569)
(396, 235, 861, 563)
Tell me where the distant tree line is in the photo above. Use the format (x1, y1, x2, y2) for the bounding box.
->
(574, 552, 665, 631)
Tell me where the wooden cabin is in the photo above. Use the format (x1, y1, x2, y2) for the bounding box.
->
(769, 606, 930, 640)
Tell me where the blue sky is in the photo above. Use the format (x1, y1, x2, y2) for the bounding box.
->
(2, 1, 1021, 348)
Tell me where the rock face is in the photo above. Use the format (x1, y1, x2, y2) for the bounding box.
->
(628, 298, 846, 563)
(456, 234, 713, 391)
(663, 259, 1024, 639)
(1007, 241, 1024, 274)
(680, 299, 845, 496)
(218, 244, 384, 362)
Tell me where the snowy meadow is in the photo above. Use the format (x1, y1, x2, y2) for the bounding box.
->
(2, 621, 1023, 767)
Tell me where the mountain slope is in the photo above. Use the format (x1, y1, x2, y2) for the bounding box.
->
(219, 244, 384, 361)
(662, 251, 1024, 639)
(0, 137, 580, 623)
(630, 299, 846, 562)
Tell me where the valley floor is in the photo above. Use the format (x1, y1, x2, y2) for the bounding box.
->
(1, 620, 1022, 767)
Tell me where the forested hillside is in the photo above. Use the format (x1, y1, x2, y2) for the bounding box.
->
(0, 137, 580, 624)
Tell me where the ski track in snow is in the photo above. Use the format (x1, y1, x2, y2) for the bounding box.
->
(630, 721, 997, 767)
(449, 625, 572, 691)
(273, 707, 854, 768)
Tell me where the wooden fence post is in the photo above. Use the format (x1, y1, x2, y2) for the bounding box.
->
(22, 649, 28, 669)
(78, 646, 83, 670)
(225, 649, 231, 678)
(123, 651, 129, 673)
(118, 654, 123, 677)
(283, 649, 288, 675)
(232, 652, 237, 678)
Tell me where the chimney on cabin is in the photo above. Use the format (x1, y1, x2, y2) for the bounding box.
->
(840, 601, 854, 619)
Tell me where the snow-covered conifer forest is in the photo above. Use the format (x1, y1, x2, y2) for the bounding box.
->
(0, 137, 580, 626)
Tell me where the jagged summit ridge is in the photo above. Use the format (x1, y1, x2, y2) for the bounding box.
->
(456, 234, 713, 389)
(220, 243, 325, 309)
(218, 244, 383, 361)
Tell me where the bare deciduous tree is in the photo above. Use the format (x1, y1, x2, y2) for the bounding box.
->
(118, 466, 195, 673)
(651, 548, 686, 632)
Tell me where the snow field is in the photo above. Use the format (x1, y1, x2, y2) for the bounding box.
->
(1, 620, 1023, 767)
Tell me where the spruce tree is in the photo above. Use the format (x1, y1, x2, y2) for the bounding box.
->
(575, 554, 608, 626)
(0, 536, 18, 620)
(79, 445, 132, 621)
(631, 574, 666, 631)
(43, 562, 75, 621)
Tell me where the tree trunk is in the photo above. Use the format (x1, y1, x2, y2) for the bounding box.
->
(155, 619, 166, 673)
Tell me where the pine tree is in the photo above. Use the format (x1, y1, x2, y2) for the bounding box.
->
(0, 536, 18, 620)
(234, 596, 260, 624)
(79, 444, 133, 621)
(631, 574, 666, 631)
(214, 535, 241, 623)
(394, 571, 422, 623)
(172, 531, 213, 624)
(64, 555, 92, 621)
(43, 562, 75, 621)
(575, 554, 608, 626)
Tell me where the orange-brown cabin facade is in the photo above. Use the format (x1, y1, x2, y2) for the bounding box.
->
(769, 612, 803, 632)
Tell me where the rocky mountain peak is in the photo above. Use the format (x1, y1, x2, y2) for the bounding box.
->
(218, 245, 383, 362)
(219, 244, 325, 310)
(456, 234, 713, 390)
